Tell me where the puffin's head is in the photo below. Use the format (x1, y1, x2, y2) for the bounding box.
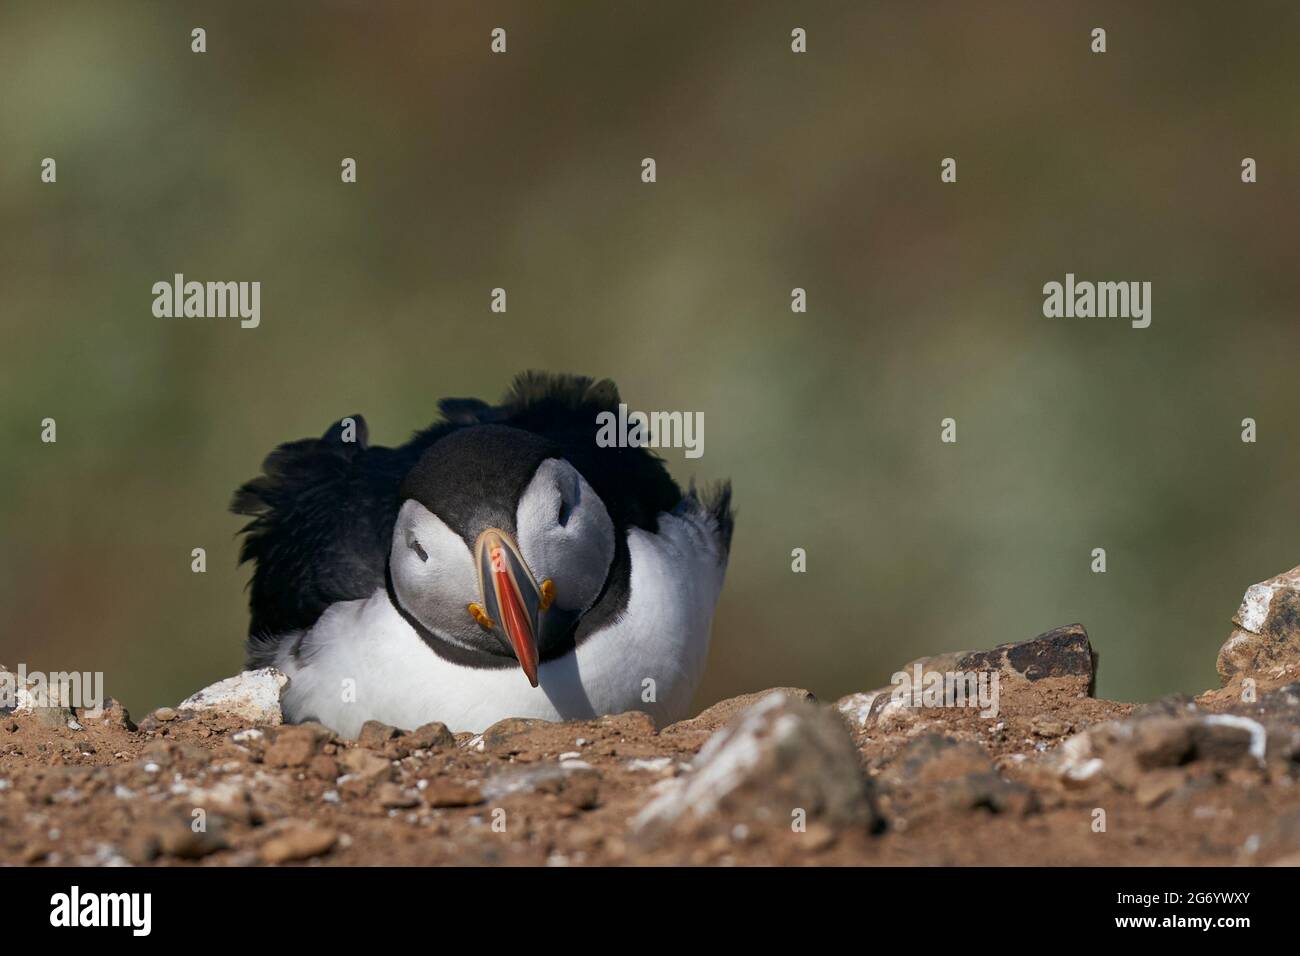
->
(388, 425, 616, 686)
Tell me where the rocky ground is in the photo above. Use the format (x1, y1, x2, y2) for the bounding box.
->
(4, 566, 1300, 867)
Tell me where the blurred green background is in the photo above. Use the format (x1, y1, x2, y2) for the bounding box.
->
(3, 1, 1298, 717)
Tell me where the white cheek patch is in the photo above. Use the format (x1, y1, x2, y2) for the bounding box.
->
(391, 500, 477, 607)
(517, 459, 614, 613)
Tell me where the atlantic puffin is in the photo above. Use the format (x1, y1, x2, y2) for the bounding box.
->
(231, 372, 733, 737)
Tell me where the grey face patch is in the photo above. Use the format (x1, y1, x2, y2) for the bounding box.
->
(388, 499, 496, 657)
(389, 455, 622, 670)
(515, 459, 615, 618)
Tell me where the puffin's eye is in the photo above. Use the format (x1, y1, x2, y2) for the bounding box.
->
(405, 530, 428, 562)
(556, 473, 578, 527)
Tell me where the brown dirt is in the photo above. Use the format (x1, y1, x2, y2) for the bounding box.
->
(3, 651, 1300, 867)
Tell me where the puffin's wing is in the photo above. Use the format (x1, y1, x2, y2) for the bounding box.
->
(231, 415, 415, 657)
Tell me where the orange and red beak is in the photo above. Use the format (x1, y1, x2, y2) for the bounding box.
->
(472, 529, 543, 687)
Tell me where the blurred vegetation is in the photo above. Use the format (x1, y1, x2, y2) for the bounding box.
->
(2, 1, 1299, 716)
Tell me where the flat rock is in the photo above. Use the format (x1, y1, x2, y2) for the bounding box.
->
(403, 721, 456, 751)
(1030, 714, 1073, 737)
(1218, 565, 1300, 686)
(264, 722, 333, 767)
(338, 748, 393, 783)
(356, 720, 401, 750)
(481, 761, 600, 809)
(147, 812, 228, 860)
(479, 717, 557, 755)
(423, 779, 485, 808)
(259, 822, 337, 864)
(836, 624, 1095, 731)
(956, 624, 1094, 689)
(635, 691, 877, 838)
(178, 668, 287, 726)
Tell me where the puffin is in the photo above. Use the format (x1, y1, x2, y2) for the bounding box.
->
(231, 372, 733, 738)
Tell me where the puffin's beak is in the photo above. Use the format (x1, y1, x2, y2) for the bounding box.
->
(473, 529, 542, 687)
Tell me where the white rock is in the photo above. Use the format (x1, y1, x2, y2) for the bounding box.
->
(1238, 583, 1277, 634)
(1218, 564, 1300, 684)
(1065, 757, 1104, 782)
(1053, 730, 1102, 782)
(1232, 565, 1300, 635)
(185, 780, 249, 807)
(625, 756, 674, 773)
(177, 668, 288, 725)
(835, 691, 881, 729)
(633, 691, 873, 833)
(481, 760, 595, 800)
(875, 696, 920, 733)
(658, 692, 789, 820)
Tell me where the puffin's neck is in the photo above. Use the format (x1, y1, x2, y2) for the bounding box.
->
(383, 563, 516, 671)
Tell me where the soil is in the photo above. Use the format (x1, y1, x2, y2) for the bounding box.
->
(3, 609, 1300, 866)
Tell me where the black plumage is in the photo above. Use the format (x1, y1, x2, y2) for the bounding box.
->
(231, 371, 733, 666)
